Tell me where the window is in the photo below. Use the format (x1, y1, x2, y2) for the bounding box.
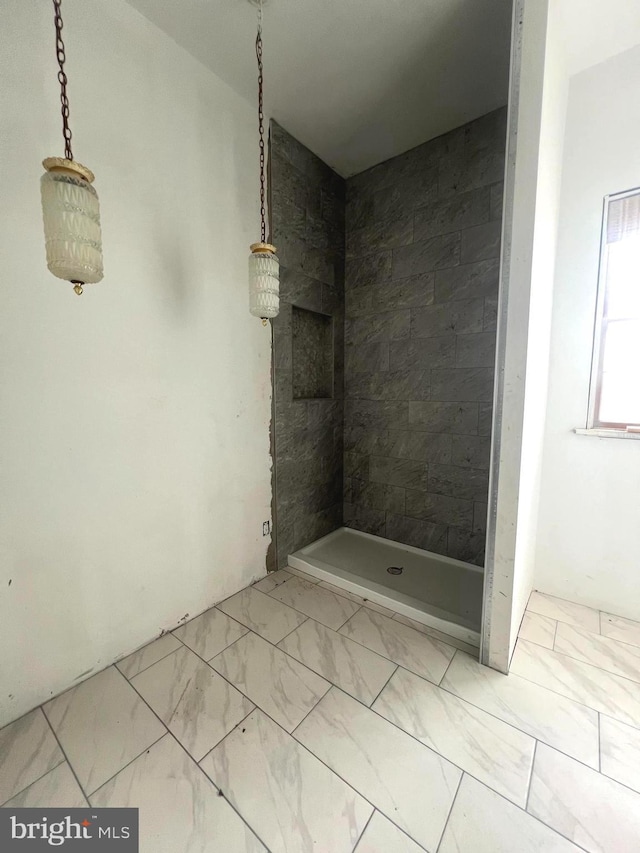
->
(588, 188, 640, 430)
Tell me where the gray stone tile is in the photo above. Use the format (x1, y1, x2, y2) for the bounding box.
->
(369, 456, 428, 490)
(484, 294, 498, 331)
(439, 140, 506, 198)
(343, 424, 387, 456)
(451, 435, 492, 469)
(434, 259, 500, 303)
(408, 401, 479, 434)
(346, 369, 430, 402)
(431, 368, 494, 402)
(447, 526, 486, 565)
(347, 214, 413, 259)
(414, 186, 491, 241)
(389, 336, 456, 370)
(344, 451, 370, 480)
(352, 479, 405, 514)
(392, 233, 460, 279)
(345, 251, 392, 289)
(411, 299, 484, 338)
(307, 399, 342, 429)
(345, 341, 390, 374)
(473, 501, 489, 532)
(461, 220, 503, 264)
(490, 181, 504, 221)
(370, 167, 440, 219)
(293, 504, 342, 551)
(456, 332, 496, 368)
(376, 273, 435, 310)
(478, 401, 493, 436)
(344, 503, 386, 536)
(321, 283, 342, 314)
(299, 248, 337, 286)
(405, 490, 474, 528)
(382, 429, 452, 464)
(346, 191, 374, 230)
(346, 310, 410, 346)
(386, 513, 448, 553)
(346, 398, 410, 430)
(345, 283, 376, 316)
(270, 150, 308, 209)
(428, 463, 489, 501)
(280, 267, 323, 311)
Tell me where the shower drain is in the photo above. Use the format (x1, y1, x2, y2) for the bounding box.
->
(387, 566, 403, 575)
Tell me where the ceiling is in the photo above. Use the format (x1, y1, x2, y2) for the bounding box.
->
(559, 0, 640, 76)
(124, 0, 513, 176)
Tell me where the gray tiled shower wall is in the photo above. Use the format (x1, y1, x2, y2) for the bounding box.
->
(270, 108, 506, 569)
(270, 121, 346, 569)
(344, 107, 506, 566)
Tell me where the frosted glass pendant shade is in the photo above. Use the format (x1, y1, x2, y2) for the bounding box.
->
(249, 242, 279, 319)
(40, 158, 103, 289)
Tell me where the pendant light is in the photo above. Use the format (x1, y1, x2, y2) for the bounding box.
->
(248, 0, 279, 323)
(41, 0, 103, 295)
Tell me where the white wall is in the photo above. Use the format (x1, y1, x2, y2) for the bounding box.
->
(534, 43, 640, 620)
(0, 0, 272, 726)
(483, 0, 568, 670)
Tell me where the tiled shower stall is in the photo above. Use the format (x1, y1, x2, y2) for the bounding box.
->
(271, 109, 506, 569)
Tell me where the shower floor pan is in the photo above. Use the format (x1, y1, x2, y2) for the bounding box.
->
(289, 526, 483, 648)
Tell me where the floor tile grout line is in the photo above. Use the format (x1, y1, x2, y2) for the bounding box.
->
(122, 672, 272, 853)
(0, 755, 67, 808)
(350, 809, 375, 853)
(279, 695, 436, 851)
(334, 617, 458, 678)
(523, 740, 538, 813)
(274, 626, 393, 710)
(434, 770, 464, 853)
(208, 641, 332, 736)
(266, 580, 367, 633)
(597, 713, 602, 774)
(434, 672, 601, 773)
(391, 612, 480, 655)
(437, 647, 458, 686)
(290, 681, 537, 840)
(87, 730, 170, 801)
(40, 704, 93, 806)
(556, 619, 640, 653)
(367, 664, 399, 708)
(117, 640, 187, 681)
(517, 636, 640, 690)
(272, 615, 311, 646)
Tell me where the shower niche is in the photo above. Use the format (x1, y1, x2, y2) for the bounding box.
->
(292, 307, 334, 400)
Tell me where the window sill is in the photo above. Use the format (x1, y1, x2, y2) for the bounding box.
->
(574, 428, 640, 441)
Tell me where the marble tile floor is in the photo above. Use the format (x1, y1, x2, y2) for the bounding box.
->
(2, 571, 640, 852)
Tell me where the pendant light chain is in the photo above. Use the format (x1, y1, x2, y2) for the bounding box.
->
(52, 0, 73, 162)
(256, 0, 266, 243)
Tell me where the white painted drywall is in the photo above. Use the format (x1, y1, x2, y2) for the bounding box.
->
(483, 0, 568, 670)
(534, 43, 640, 621)
(0, 0, 272, 726)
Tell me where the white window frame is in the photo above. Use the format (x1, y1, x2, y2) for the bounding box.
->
(586, 186, 640, 432)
